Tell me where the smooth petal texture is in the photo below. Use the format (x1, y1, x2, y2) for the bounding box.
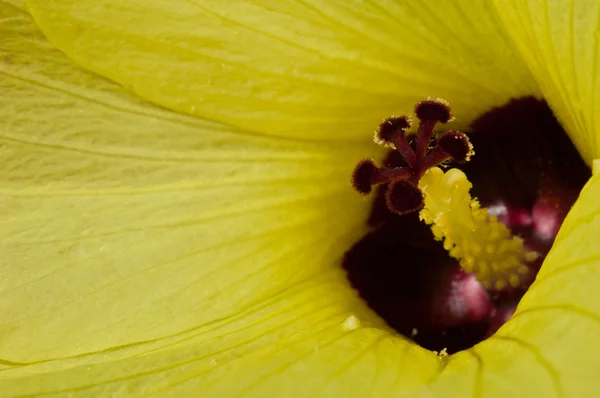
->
(492, 0, 600, 165)
(0, 3, 444, 396)
(25, 0, 540, 140)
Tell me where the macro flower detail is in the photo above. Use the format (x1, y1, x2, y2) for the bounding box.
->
(2, 1, 600, 398)
(352, 98, 473, 215)
(419, 167, 536, 291)
(346, 97, 590, 355)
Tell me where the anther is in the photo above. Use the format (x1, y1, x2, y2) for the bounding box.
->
(415, 98, 454, 165)
(375, 116, 416, 168)
(420, 131, 474, 171)
(414, 98, 453, 123)
(352, 160, 380, 195)
(385, 180, 424, 215)
(436, 131, 474, 163)
(352, 160, 413, 195)
(376, 116, 412, 142)
(351, 99, 471, 216)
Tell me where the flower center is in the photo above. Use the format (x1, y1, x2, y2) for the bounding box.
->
(352, 99, 473, 215)
(344, 97, 590, 353)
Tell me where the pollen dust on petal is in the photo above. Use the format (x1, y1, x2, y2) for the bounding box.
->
(342, 315, 361, 332)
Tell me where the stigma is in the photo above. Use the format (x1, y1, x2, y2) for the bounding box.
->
(419, 167, 537, 290)
(352, 98, 473, 215)
(352, 98, 535, 291)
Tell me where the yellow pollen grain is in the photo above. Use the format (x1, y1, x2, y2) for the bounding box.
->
(373, 129, 396, 149)
(342, 315, 361, 332)
(418, 167, 537, 289)
(464, 139, 475, 162)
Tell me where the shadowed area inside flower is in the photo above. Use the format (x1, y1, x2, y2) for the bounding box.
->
(3, 0, 600, 397)
(346, 97, 590, 354)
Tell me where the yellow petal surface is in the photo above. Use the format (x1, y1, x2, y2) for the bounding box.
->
(492, 0, 600, 165)
(25, 0, 540, 140)
(4, 1, 600, 397)
(0, 2, 442, 396)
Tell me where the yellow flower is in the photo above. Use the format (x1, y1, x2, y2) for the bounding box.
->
(1, 0, 600, 396)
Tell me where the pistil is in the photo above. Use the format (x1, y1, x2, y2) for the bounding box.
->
(418, 167, 537, 290)
(352, 98, 472, 215)
(345, 97, 590, 352)
(352, 98, 535, 291)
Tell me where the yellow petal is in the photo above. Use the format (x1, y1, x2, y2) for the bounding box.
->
(6, 1, 600, 397)
(25, 0, 540, 140)
(1, 2, 442, 396)
(492, 0, 600, 165)
(1, 0, 365, 358)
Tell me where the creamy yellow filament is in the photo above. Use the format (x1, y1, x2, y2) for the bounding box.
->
(418, 167, 537, 290)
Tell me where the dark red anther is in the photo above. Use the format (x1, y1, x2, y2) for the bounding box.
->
(352, 99, 472, 215)
(352, 160, 380, 195)
(436, 130, 473, 163)
(414, 98, 453, 165)
(414, 98, 453, 123)
(385, 180, 424, 215)
(420, 131, 473, 172)
(377, 116, 416, 168)
(352, 160, 414, 195)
